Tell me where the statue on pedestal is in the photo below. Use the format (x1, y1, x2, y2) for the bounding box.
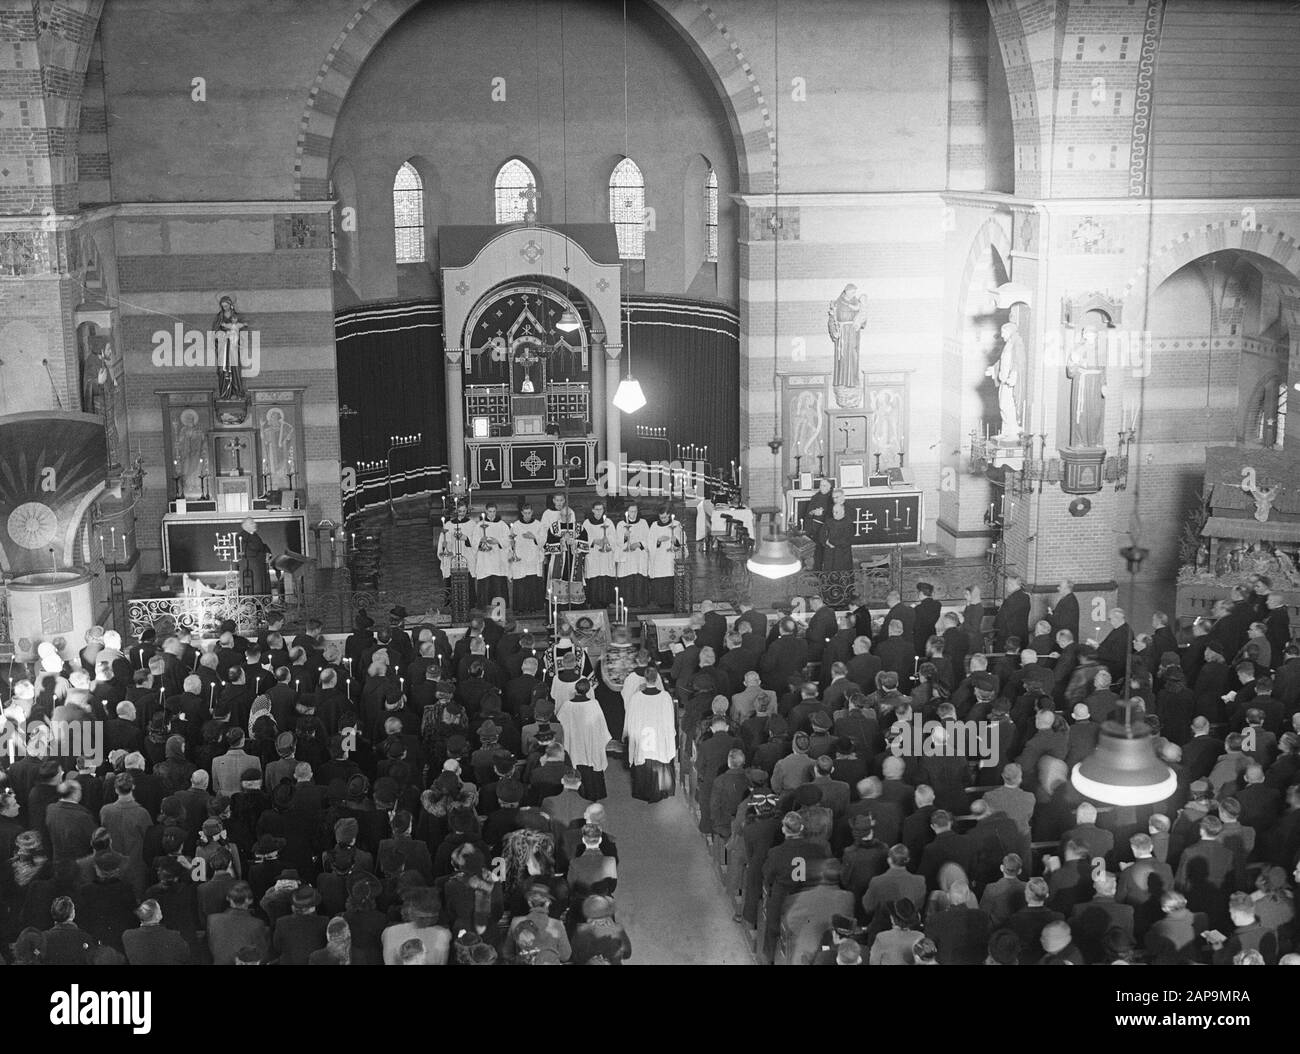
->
(985, 321, 1024, 439)
(212, 295, 248, 401)
(1066, 327, 1106, 448)
(828, 284, 868, 409)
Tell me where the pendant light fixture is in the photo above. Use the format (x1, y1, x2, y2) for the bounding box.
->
(555, 2, 580, 335)
(748, 0, 798, 580)
(1071, 701, 1176, 805)
(612, 0, 645, 413)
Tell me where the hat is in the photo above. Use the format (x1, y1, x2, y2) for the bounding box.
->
(218, 619, 237, 635)
(831, 914, 862, 938)
(792, 731, 811, 751)
(434, 772, 462, 796)
(390, 606, 408, 619)
(793, 784, 824, 808)
(1189, 779, 1210, 796)
(372, 777, 399, 808)
(345, 774, 370, 801)
(496, 778, 524, 804)
(810, 710, 833, 731)
(160, 796, 185, 820)
(253, 834, 286, 856)
(744, 768, 769, 786)
(15, 831, 43, 854)
(275, 731, 295, 755)
(971, 672, 997, 693)
(436, 680, 455, 696)
(291, 886, 322, 909)
(478, 719, 501, 741)
(988, 929, 1021, 965)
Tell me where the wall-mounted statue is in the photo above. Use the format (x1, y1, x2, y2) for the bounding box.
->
(985, 321, 1024, 439)
(1066, 327, 1107, 448)
(212, 295, 249, 401)
(828, 284, 869, 409)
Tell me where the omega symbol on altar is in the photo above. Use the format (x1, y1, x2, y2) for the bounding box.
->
(7, 502, 58, 549)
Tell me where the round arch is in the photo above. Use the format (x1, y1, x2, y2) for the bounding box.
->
(291, 0, 771, 200)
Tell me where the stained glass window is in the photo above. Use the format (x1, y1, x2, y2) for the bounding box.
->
(609, 157, 646, 260)
(393, 161, 424, 264)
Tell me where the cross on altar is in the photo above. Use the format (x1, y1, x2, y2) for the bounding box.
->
(222, 437, 247, 475)
(213, 531, 240, 564)
(853, 507, 877, 536)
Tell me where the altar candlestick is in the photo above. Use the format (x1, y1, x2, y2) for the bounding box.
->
(209, 684, 216, 707)
(295, 680, 301, 693)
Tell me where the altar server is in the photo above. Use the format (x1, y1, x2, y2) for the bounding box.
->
(474, 502, 511, 608)
(580, 501, 619, 607)
(615, 502, 650, 608)
(438, 500, 478, 584)
(646, 505, 684, 611)
(509, 501, 546, 613)
(556, 678, 612, 801)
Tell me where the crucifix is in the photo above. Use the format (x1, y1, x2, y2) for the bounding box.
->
(518, 184, 538, 222)
(222, 437, 247, 476)
(837, 418, 854, 454)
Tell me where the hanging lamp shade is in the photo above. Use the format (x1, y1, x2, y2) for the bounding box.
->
(1070, 705, 1176, 806)
(612, 377, 646, 414)
(747, 527, 801, 579)
(555, 308, 581, 332)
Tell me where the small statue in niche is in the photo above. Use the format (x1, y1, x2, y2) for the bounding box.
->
(1065, 326, 1107, 449)
(985, 321, 1024, 439)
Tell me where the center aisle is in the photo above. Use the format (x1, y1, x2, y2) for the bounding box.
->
(598, 762, 755, 965)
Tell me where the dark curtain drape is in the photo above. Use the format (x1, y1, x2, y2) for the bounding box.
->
(620, 295, 739, 476)
(335, 300, 446, 517)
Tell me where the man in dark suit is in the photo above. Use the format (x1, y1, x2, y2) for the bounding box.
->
(1095, 608, 1134, 682)
(698, 600, 729, 656)
(270, 885, 329, 965)
(758, 619, 809, 693)
(206, 880, 270, 965)
(1069, 870, 1135, 963)
(846, 637, 882, 692)
(1006, 877, 1065, 964)
(736, 601, 768, 655)
(122, 898, 192, 965)
(875, 619, 916, 690)
(924, 879, 990, 964)
(1174, 815, 1238, 929)
(994, 577, 1031, 651)
(1048, 580, 1080, 644)
(804, 597, 838, 665)
(1272, 642, 1300, 708)
(874, 591, 914, 647)
(918, 810, 974, 890)
(1181, 718, 1225, 781)
(912, 583, 942, 658)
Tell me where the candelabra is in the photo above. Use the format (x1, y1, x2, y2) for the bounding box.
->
(386, 433, 423, 522)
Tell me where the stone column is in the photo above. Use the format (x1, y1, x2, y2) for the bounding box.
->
(605, 342, 623, 479)
(590, 329, 607, 460)
(445, 350, 465, 482)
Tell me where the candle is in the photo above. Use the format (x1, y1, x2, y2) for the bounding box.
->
(295, 679, 300, 693)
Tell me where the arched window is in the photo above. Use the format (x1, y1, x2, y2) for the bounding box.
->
(609, 157, 645, 260)
(393, 161, 425, 264)
(495, 159, 538, 224)
(705, 167, 718, 262)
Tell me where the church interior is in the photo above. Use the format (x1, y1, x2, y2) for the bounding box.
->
(2, 0, 1300, 977)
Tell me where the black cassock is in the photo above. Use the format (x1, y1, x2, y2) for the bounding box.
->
(239, 529, 272, 594)
(820, 515, 855, 572)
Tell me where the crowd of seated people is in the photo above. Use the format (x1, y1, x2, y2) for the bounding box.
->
(0, 611, 631, 965)
(672, 577, 1300, 964)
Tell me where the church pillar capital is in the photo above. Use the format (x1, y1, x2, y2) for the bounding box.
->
(445, 349, 464, 367)
(604, 343, 624, 360)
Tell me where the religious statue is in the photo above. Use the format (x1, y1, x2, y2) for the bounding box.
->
(1065, 327, 1106, 449)
(78, 322, 121, 468)
(212, 295, 249, 401)
(828, 284, 869, 409)
(173, 407, 206, 497)
(868, 386, 903, 464)
(1241, 468, 1280, 523)
(985, 321, 1024, 439)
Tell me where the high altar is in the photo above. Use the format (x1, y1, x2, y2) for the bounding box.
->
(439, 226, 624, 492)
